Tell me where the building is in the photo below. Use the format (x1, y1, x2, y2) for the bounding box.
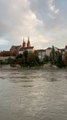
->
(36, 49, 46, 61)
(45, 47, 52, 56)
(10, 45, 20, 55)
(36, 46, 63, 61)
(10, 37, 34, 55)
(19, 37, 34, 54)
(65, 45, 67, 52)
(62, 45, 67, 60)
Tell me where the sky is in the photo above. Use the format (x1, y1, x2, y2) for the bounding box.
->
(0, 0, 67, 51)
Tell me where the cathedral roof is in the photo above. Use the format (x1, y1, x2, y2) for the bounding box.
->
(19, 46, 34, 51)
(19, 37, 34, 51)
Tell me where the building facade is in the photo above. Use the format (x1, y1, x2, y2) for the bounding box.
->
(36, 49, 46, 61)
(19, 38, 34, 54)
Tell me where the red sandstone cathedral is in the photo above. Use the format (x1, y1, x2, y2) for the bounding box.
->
(19, 37, 34, 54)
(10, 37, 34, 55)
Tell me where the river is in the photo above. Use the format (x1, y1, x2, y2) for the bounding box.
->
(0, 67, 67, 120)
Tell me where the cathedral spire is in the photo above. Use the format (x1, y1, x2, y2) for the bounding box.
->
(27, 37, 30, 47)
(23, 38, 26, 47)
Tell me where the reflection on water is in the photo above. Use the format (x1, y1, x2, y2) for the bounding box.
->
(0, 68, 67, 120)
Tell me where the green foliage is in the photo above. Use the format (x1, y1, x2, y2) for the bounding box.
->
(55, 52, 65, 68)
(15, 51, 40, 67)
(50, 50, 65, 68)
(28, 52, 40, 67)
(50, 46, 56, 64)
(0, 47, 66, 69)
(14, 48, 66, 68)
(7, 58, 16, 67)
(63, 52, 67, 66)
(0, 60, 4, 65)
(43, 55, 49, 63)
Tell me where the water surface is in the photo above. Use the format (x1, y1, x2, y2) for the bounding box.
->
(0, 67, 67, 120)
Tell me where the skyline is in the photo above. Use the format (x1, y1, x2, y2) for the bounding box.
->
(0, 0, 67, 50)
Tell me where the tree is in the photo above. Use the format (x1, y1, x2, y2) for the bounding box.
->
(50, 46, 56, 64)
(43, 55, 49, 64)
(23, 50, 28, 66)
(64, 52, 67, 66)
(55, 52, 64, 68)
(28, 52, 40, 67)
(14, 51, 29, 66)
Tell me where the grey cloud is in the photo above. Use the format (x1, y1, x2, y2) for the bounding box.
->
(0, 0, 67, 50)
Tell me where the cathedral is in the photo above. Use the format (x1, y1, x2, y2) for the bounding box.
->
(19, 37, 34, 54)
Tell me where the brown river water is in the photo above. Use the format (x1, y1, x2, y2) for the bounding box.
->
(0, 67, 67, 120)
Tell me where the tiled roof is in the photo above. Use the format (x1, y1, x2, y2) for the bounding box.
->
(46, 47, 52, 50)
(35, 49, 46, 52)
(19, 46, 34, 51)
(10, 45, 20, 51)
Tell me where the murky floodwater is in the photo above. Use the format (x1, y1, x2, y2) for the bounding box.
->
(0, 67, 67, 120)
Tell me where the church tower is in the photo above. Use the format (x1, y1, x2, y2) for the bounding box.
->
(27, 37, 30, 47)
(23, 38, 26, 47)
(19, 36, 34, 55)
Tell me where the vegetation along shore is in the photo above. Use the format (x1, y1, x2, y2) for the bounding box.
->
(0, 45, 67, 69)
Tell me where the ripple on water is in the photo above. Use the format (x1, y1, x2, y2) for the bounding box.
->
(0, 68, 67, 120)
(9, 79, 33, 83)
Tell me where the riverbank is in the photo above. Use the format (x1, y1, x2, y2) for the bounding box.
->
(0, 64, 67, 71)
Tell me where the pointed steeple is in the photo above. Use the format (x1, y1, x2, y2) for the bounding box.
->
(23, 38, 26, 47)
(27, 37, 30, 47)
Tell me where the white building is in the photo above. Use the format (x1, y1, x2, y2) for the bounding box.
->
(36, 49, 46, 61)
(45, 47, 52, 56)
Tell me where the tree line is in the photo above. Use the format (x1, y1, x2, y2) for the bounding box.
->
(0, 46, 67, 68)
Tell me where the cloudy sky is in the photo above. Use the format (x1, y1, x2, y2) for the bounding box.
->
(0, 0, 67, 50)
